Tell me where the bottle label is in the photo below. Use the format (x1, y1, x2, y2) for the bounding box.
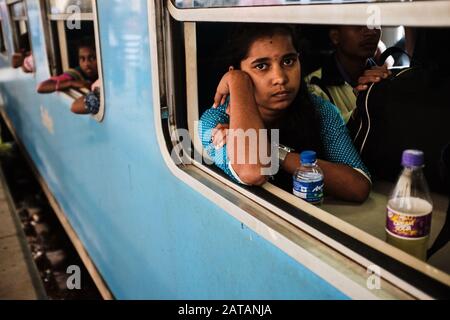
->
(293, 178, 324, 203)
(386, 206, 432, 239)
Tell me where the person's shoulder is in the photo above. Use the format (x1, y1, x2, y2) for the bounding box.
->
(62, 66, 80, 73)
(309, 94, 344, 121)
(310, 93, 336, 111)
(63, 67, 84, 80)
(304, 68, 323, 84)
(199, 99, 230, 130)
(200, 99, 229, 119)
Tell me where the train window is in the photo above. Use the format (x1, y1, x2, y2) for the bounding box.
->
(8, 0, 28, 51)
(0, 19, 7, 55)
(7, 0, 34, 72)
(173, 0, 338, 8)
(160, 1, 450, 298)
(172, 0, 450, 9)
(43, 0, 105, 121)
(46, 0, 93, 14)
(44, 0, 93, 75)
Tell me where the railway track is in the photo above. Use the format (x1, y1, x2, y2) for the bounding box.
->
(0, 135, 101, 300)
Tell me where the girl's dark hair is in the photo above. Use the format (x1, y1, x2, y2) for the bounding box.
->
(225, 23, 300, 70)
(224, 23, 324, 161)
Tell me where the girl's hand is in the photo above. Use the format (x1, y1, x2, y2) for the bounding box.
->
(355, 66, 392, 92)
(213, 67, 252, 108)
(213, 67, 234, 108)
(211, 123, 229, 149)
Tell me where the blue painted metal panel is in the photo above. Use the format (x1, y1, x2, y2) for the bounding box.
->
(0, 0, 348, 299)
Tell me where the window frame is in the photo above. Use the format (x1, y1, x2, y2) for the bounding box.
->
(7, 0, 28, 51)
(0, 17, 8, 58)
(6, 0, 35, 73)
(42, 0, 105, 122)
(154, 0, 450, 298)
(168, 0, 450, 27)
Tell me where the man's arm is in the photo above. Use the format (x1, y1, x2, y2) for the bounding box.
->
(71, 96, 89, 114)
(37, 79, 89, 94)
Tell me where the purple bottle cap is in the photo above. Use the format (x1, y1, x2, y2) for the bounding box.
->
(402, 149, 424, 167)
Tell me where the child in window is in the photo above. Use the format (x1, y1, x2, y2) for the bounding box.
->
(37, 38, 98, 93)
(12, 52, 34, 73)
(12, 32, 34, 73)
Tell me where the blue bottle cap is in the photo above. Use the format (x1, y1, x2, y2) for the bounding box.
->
(300, 150, 317, 164)
(402, 149, 424, 167)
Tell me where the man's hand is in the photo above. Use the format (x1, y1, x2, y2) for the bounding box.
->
(355, 65, 392, 92)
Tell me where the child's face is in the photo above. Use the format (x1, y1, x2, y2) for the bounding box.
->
(239, 33, 300, 115)
(79, 46, 98, 79)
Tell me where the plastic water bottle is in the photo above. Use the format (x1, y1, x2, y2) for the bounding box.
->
(386, 150, 433, 260)
(293, 151, 324, 205)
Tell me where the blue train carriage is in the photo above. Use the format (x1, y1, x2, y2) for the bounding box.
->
(0, 0, 449, 299)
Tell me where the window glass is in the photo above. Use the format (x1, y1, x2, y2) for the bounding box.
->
(46, 0, 92, 15)
(0, 21, 7, 54)
(9, 1, 29, 50)
(11, 1, 27, 19)
(171, 0, 417, 9)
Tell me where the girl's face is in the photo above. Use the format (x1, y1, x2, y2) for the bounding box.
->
(240, 33, 300, 116)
